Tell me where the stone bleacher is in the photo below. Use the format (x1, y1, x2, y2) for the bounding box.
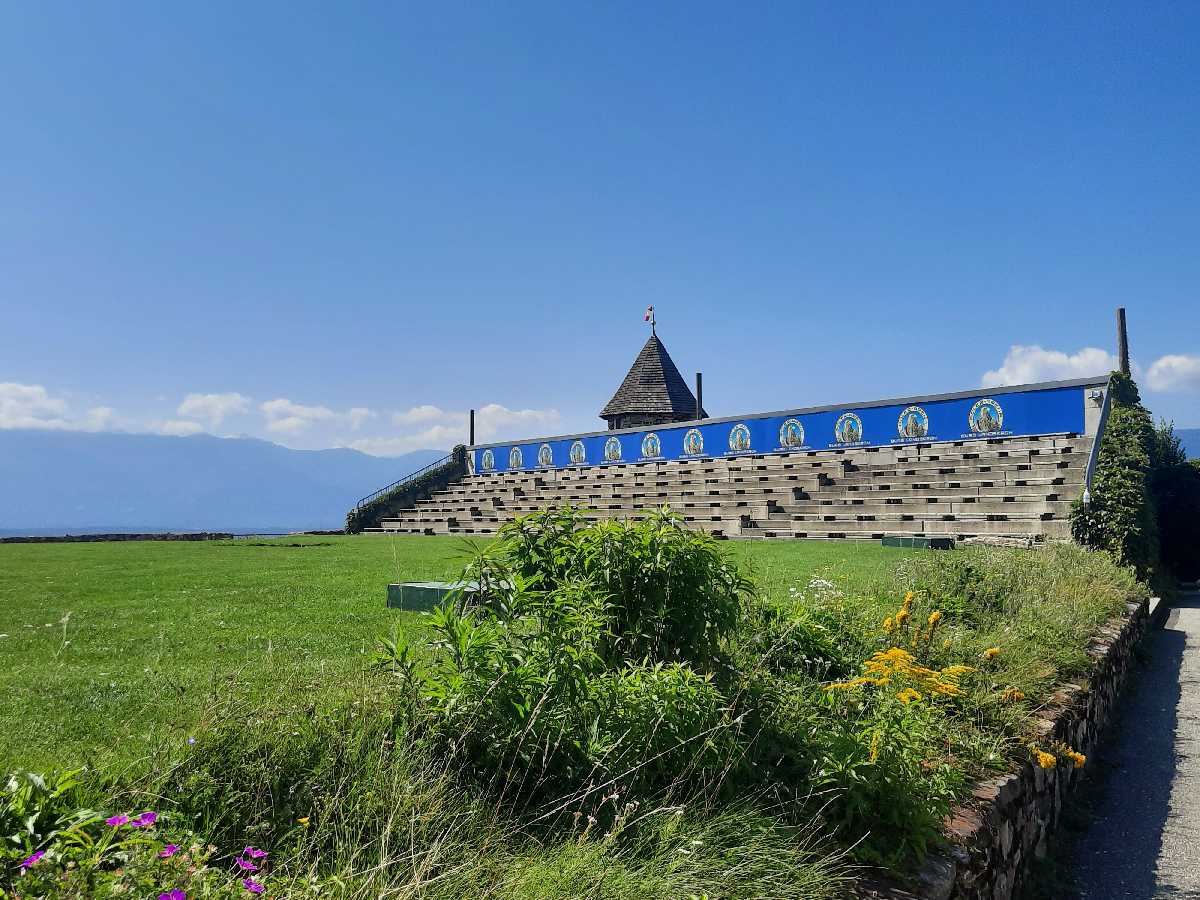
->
(369, 431, 1091, 542)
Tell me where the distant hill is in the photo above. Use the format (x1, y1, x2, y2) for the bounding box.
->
(1178, 428, 1200, 460)
(0, 430, 445, 535)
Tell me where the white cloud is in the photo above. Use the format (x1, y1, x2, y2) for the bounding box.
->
(0, 382, 72, 429)
(393, 405, 453, 426)
(83, 406, 117, 430)
(177, 392, 251, 427)
(982, 346, 1117, 388)
(347, 407, 376, 430)
(474, 403, 560, 440)
(3, 382, 558, 456)
(260, 398, 337, 433)
(346, 403, 561, 457)
(1146, 354, 1200, 393)
(158, 419, 205, 436)
(259, 397, 379, 436)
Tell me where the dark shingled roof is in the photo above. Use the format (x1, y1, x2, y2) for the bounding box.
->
(600, 333, 706, 420)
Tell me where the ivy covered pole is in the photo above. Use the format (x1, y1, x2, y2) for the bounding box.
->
(1117, 307, 1131, 376)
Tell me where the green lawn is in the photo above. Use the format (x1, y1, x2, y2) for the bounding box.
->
(0, 534, 908, 770)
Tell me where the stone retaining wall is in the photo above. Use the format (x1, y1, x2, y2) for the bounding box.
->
(862, 596, 1152, 900)
(0, 532, 236, 544)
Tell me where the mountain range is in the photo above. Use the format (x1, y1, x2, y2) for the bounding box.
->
(0, 430, 444, 535)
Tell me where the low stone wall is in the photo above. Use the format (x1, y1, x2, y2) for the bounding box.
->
(0, 532, 236, 544)
(862, 596, 1152, 900)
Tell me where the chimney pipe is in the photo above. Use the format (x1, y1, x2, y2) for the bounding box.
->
(469, 408, 475, 446)
(695, 372, 703, 420)
(1116, 308, 1131, 376)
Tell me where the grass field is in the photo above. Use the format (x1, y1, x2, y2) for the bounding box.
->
(0, 534, 909, 771)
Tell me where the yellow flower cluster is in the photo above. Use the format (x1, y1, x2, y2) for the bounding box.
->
(884, 591, 947, 652)
(1053, 741, 1087, 768)
(983, 647, 1002, 660)
(826, 647, 974, 700)
(1000, 688, 1026, 702)
(1030, 743, 1087, 770)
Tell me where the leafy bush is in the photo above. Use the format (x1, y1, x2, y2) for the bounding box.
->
(809, 684, 965, 866)
(400, 508, 750, 802)
(732, 601, 853, 682)
(490, 506, 750, 668)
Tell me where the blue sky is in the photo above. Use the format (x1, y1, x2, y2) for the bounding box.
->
(2, 1, 1197, 455)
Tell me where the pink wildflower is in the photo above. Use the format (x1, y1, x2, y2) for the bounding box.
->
(235, 857, 259, 872)
(20, 850, 45, 869)
(106, 814, 130, 827)
(243, 846, 268, 859)
(159, 844, 180, 859)
(243, 878, 265, 894)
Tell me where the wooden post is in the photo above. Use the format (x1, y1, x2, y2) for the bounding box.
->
(1116, 308, 1130, 376)
(695, 372, 703, 419)
(469, 409, 475, 446)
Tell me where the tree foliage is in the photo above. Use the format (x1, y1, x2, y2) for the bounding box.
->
(1071, 373, 1162, 581)
(1072, 371, 1200, 585)
(1151, 421, 1200, 581)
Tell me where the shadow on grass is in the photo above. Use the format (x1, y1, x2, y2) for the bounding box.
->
(1023, 594, 1196, 898)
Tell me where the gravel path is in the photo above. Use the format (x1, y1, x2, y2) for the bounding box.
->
(1072, 591, 1200, 899)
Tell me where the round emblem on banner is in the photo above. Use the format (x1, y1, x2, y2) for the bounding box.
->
(641, 432, 662, 459)
(604, 436, 623, 462)
(779, 417, 805, 448)
(728, 423, 752, 452)
(508, 446, 523, 469)
(897, 405, 929, 439)
(537, 443, 554, 467)
(969, 398, 1004, 434)
(569, 440, 586, 465)
(480, 449, 495, 472)
(683, 427, 704, 456)
(834, 412, 863, 444)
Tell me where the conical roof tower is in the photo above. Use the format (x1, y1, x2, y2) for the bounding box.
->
(600, 333, 705, 430)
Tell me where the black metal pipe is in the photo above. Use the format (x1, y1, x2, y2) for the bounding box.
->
(469, 409, 475, 446)
(1117, 308, 1131, 375)
(695, 372, 703, 419)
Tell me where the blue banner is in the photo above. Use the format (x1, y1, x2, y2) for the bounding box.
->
(470, 384, 1089, 475)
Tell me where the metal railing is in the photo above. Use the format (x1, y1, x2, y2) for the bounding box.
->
(355, 453, 453, 510)
(1081, 384, 1113, 505)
